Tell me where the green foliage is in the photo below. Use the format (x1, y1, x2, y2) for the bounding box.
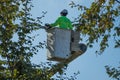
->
(105, 65, 120, 80)
(0, 0, 119, 79)
(70, 1, 120, 79)
(70, 0, 120, 54)
(0, 0, 78, 80)
(0, 0, 51, 79)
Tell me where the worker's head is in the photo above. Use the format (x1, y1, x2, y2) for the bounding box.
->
(60, 9, 68, 16)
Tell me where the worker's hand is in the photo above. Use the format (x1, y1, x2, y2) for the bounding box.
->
(45, 23, 50, 27)
(45, 23, 52, 29)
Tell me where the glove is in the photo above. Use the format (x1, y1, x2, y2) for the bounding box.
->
(45, 23, 52, 29)
(45, 23, 50, 26)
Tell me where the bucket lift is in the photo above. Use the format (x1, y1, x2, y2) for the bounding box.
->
(39, 26, 87, 77)
(46, 27, 87, 62)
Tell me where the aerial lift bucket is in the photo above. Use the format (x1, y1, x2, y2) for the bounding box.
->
(46, 28, 87, 62)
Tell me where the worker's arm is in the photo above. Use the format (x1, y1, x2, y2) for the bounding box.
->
(69, 22, 73, 30)
(50, 17, 60, 27)
(68, 20, 73, 30)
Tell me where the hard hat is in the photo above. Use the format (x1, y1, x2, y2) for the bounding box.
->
(60, 9, 68, 15)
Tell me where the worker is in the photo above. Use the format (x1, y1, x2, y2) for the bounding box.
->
(45, 9, 73, 30)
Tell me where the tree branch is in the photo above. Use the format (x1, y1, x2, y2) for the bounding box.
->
(115, 0, 120, 4)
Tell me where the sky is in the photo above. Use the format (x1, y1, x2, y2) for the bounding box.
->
(30, 0, 120, 80)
